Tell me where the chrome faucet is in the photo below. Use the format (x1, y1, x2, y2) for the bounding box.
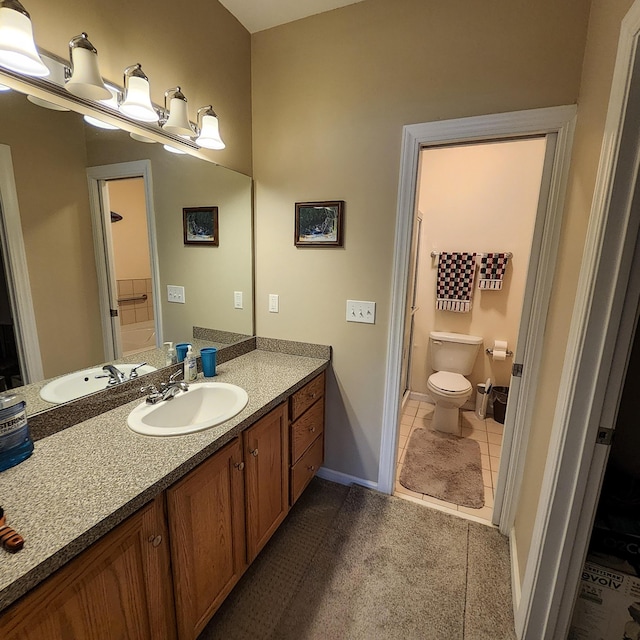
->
(101, 364, 126, 385)
(142, 370, 189, 404)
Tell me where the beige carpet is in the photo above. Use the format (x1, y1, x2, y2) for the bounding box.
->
(199, 478, 516, 640)
(400, 427, 485, 508)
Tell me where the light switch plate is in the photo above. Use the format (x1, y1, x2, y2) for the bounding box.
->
(167, 285, 185, 304)
(346, 300, 376, 324)
(269, 294, 279, 313)
(234, 291, 243, 309)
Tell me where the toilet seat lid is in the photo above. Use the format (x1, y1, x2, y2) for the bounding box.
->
(429, 371, 471, 393)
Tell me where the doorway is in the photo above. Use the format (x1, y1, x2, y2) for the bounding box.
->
(378, 106, 578, 550)
(394, 137, 547, 524)
(105, 177, 157, 356)
(87, 160, 162, 362)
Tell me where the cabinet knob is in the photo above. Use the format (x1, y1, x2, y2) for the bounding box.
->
(149, 535, 162, 547)
(307, 465, 315, 471)
(234, 461, 245, 470)
(309, 426, 316, 433)
(250, 448, 259, 457)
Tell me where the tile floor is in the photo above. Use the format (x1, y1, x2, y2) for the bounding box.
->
(394, 399, 504, 524)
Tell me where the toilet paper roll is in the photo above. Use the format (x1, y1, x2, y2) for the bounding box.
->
(492, 340, 508, 361)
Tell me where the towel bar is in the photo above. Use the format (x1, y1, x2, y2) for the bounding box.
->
(430, 251, 513, 259)
(117, 293, 148, 304)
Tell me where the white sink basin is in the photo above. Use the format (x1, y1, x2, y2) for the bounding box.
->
(127, 382, 249, 436)
(39, 364, 157, 404)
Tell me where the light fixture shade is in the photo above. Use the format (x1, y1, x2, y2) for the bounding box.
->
(196, 106, 225, 150)
(163, 143, 186, 155)
(83, 114, 118, 130)
(162, 87, 193, 137)
(0, 82, 10, 91)
(0, 1, 49, 77)
(65, 33, 110, 101)
(119, 64, 157, 123)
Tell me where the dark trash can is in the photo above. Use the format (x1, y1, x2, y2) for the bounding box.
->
(491, 386, 509, 424)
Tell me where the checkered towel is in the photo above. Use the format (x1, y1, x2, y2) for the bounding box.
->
(436, 252, 476, 312)
(478, 253, 510, 290)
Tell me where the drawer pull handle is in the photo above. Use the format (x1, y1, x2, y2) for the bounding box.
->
(150, 535, 162, 547)
(234, 461, 245, 470)
(307, 465, 315, 471)
(250, 448, 259, 457)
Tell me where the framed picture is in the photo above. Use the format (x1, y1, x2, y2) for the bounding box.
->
(295, 201, 344, 247)
(183, 206, 219, 246)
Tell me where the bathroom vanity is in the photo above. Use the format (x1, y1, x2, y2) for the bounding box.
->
(0, 346, 328, 639)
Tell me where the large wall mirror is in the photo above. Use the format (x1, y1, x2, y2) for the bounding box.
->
(0, 79, 253, 416)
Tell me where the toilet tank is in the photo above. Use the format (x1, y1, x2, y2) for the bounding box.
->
(429, 331, 483, 375)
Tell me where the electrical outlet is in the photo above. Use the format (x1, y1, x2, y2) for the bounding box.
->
(346, 300, 376, 324)
(234, 291, 243, 309)
(167, 285, 185, 304)
(269, 294, 279, 313)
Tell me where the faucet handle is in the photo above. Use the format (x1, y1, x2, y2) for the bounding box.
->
(169, 370, 184, 383)
(129, 363, 147, 379)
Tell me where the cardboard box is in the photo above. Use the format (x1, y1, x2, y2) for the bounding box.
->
(569, 561, 640, 640)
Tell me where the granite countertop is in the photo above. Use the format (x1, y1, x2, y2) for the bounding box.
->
(0, 348, 329, 612)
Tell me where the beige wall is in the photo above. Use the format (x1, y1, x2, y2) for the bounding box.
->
(109, 178, 150, 280)
(252, 0, 591, 482)
(411, 139, 546, 394)
(0, 92, 104, 379)
(513, 0, 636, 583)
(23, 0, 252, 175)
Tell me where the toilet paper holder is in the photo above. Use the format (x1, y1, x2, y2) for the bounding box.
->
(486, 347, 513, 357)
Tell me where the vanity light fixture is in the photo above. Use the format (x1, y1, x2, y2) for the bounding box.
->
(130, 131, 157, 143)
(26, 94, 69, 110)
(0, 0, 48, 77)
(161, 86, 193, 137)
(163, 143, 186, 154)
(83, 83, 119, 130)
(119, 63, 158, 123)
(195, 105, 225, 150)
(65, 33, 110, 101)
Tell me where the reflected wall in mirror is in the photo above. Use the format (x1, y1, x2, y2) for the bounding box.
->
(0, 89, 253, 411)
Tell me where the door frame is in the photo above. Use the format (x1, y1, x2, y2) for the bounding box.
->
(86, 160, 162, 361)
(378, 107, 577, 527)
(517, 2, 640, 637)
(0, 144, 43, 383)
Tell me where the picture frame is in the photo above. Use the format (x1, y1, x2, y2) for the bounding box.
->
(294, 201, 344, 247)
(183, 206, 219, 246)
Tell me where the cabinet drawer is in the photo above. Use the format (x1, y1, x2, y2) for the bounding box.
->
(290, 372, 325, 422)
(290, 435, 324, 505)
(290, 399, 324, 464)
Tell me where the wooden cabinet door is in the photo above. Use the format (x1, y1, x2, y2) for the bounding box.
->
(243, 403, 289, 563)
(1, 494, 176, 640)
(166, 438, 246, 640)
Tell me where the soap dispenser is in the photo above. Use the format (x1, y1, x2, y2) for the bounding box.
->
(164, 341, 177, 366)
(184, 345, 197, 382)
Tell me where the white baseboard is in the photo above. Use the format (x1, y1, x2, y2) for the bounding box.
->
(510, 526, 522, 612)
(316, 466, 379, 491)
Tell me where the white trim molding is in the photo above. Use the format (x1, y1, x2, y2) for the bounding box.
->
(379, 106, 577, 537)
(86, 161, 161, 361)
(0, 145, 43, 383)
(516, 2, 640, 638)
(316, 466, 379, 490)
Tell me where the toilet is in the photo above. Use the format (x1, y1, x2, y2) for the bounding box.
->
(427, 331, 483, 435)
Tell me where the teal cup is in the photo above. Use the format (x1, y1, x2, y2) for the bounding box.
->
(200, 347, 217, 377)
(176, 343, 190, 363)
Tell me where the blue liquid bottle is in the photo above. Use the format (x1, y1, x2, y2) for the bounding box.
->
(0, 392, 33, 472)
